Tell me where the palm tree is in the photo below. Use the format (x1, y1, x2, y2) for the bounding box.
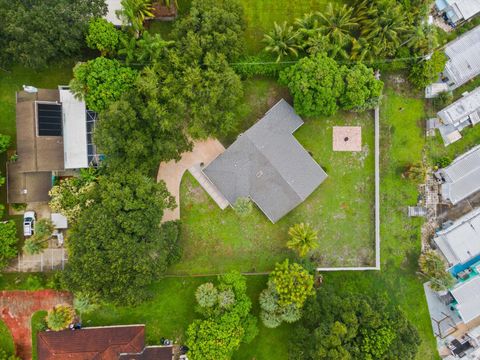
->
(23, 237, 46, 255)
(350, 36, 379, 62)
(294, 13, 320, 45)
(317, 3, 359, 47)
(305, 33, 349, 60)
(118, 0, 154, 38)
(263, 22, 301, 62)
(136, 31, 174, 63)
(287, 223, 318, 257)
(118, 34, 138, 65)
(359, 0, 409, 57)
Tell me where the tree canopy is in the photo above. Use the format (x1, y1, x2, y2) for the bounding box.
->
(186, 272, 258, 360)
(0, 0, 106, 68)
(62, 171, 180, 304)
(280, 54, 383, 116)
(86, 18, 121, 56)
(290, 289, 421, 360)
(259, 260, 315, 328)
(70, 57, 138, 113)
(172, 0, 246, 62)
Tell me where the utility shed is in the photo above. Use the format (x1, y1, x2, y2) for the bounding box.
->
(443, 25, 480, 90)
(203, 99, 328, 223)
(451, 276, 480, 323)
(434, 207, 480, 266)
(436, 145, 480, 204)
(436, 86, 480, 145)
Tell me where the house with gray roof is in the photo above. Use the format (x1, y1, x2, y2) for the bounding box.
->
(442, 25, 480, 90)
(434, 207, 480, 266)
(202, 99, 327, 223)
(435, 0, 480, 25)
(435, 145, 480, 205)
(436, 86, 480, 145)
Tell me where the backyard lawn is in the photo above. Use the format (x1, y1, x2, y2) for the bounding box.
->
(169, 78, 376, 275)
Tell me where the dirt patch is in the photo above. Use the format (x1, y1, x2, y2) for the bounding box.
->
(0, 290, 73, 360)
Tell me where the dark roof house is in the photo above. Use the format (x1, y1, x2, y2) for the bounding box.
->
(37, 325, 173, 360)
(203, 99, 327, 223)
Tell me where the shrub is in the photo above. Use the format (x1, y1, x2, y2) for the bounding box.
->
(232, 55, 287, 79)
(46, 304, 75, 331)
(195, 282, 218, 308)
(233, 197, 253, 217)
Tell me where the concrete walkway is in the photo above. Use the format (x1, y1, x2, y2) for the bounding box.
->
(157, 139, 225, 222)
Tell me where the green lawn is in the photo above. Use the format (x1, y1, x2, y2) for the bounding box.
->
(170, 77, 375, 275)
(31, 311, 47, 360)
(0, 319, 15, 354)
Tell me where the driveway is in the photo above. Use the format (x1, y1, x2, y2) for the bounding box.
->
(0, 290, 73, 360)
(157, 139, 225, 222)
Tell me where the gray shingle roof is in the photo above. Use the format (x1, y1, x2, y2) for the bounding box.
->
(437, 145, 480, 204)
(444, 25, 480, 89)
(203, 99, 327, 223)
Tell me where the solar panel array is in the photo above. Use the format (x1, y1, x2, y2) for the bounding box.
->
(86, 110, 100, 164)
(37, 103, 62, 136)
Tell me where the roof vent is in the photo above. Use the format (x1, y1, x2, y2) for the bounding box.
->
(256, 170, 263, 178)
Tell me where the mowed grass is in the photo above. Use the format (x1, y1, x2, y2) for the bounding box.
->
(0, 319, 15, 355)
(170, 77, 375, 275)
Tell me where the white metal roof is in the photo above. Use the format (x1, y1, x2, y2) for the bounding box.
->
(50, 213, 68, 229)
(434, 208, 480, 265)
(448, 0, 480, 20)
(451, 276, 480, 323)
(59, 88, 88, 169)
(437, 87, 480, 126)
(444, 25, 480, 89)
(437, 145, 480, 204)
(104, 0, 123, 26)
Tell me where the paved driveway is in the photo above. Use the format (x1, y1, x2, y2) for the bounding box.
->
(157, 139, 225, 222)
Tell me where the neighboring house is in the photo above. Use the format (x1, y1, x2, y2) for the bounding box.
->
(7, 87, 101, 204)
(203, 99, 327, 223)
(435, 0, 480, 25)
(450, 276, 480, 323)
(434, 145, 480, 205)
(436, 86, 480, 145)
(37, 324, 174, 360)
(104, 0, 123, 26)
(434, 207, 480, 268)
(442, 25, 480, 90)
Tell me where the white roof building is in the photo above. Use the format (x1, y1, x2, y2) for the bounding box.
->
(434, 207, 480, 266)
(436, 0, 480, 24)
(436, 145, 480, 205)
(442, 25, 480, 90)
(436, 86, 480, 145)
(59, 88, 89, 169)
(104, 0, 123, 26)
(451, 276, 480, 323)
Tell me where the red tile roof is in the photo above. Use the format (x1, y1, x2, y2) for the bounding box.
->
(37, 325, 145, 360)
(119, 346, 173, 360)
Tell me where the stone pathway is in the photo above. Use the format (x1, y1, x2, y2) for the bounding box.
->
(157, 139, 225, 222)
(0, 290, 73, 360)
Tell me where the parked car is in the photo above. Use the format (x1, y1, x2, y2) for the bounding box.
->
(23, 211, 36, 237)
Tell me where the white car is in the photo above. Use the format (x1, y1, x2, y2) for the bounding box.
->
(23, 211, 36, 237)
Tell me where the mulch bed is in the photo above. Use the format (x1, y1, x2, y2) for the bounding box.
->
(0, 290, 73, 360)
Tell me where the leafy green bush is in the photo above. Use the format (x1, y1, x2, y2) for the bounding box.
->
(233, 197, 253, 217)
(232, 55, 286, 79)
